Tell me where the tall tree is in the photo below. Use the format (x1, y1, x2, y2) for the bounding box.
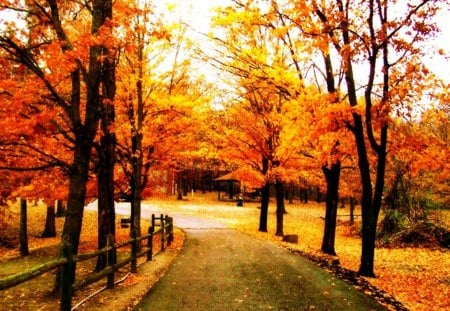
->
(310, 0, 443, 276)
(0, 0, 118, 283)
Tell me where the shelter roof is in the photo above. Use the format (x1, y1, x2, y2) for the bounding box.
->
(213, 171, 241, 182)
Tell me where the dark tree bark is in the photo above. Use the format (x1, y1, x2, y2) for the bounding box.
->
(19, 198, 29, 256)
(313, 0, 391, 276)
(42, 204, 56, 238)
(129, 26, 146, 245)
(275, 180, 285, 237)
(259, 183, 270, 232)
(287, 184, 294, 204)
(177, 174, 184, 200)
(315, 187, 322, 203)
(321, 161, 341, 255)
(55, 200, 66, 217)
(94, 0, 116, 271)
(258, 157, 270, 232)
(299, 188, 308, 203)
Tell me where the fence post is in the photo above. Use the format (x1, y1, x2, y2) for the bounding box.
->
(131, 229, 137, 273)
(147, 226, 154, 261)
(107, 234, 114, 289)
(60, 239, 73, 311)
(168, 216, 174, 245)
(160, 214, 165, 252)
(164, 215, 170, 246)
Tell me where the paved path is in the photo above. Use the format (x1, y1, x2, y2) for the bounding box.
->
(133, 227, 385, 310)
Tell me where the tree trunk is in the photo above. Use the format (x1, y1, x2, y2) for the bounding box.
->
(55, 200, 66, 217)
(352, 115, 376, 277)
(130, 130, 142, 243)
(177, 174, 183, 200)
(258, 183, 270, 232)
(275, 180, 285, 237)
(359, 132, 387, 277)
(42, 204, 56, 238)
(95, 0, 116, 270)
(299, 188, 308, 203)
(19, 198, 29, 256)
(316, 186, 322, 203)
(350, 197, 356, 225)
(321, 161, 341, 255)
(96, 132, 116, 270)
(59, 139, 93, 286)
(287, 184, 294, 204)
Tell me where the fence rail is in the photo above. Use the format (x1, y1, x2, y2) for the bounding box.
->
(0, 213, 174, 311)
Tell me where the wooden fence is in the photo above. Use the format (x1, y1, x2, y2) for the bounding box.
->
(0, 214, 174, 311)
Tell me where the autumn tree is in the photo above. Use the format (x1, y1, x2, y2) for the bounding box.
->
(380, 106, 450, 239)
(0, 0, 119, 284)
(307, 0, 444, 276)
(210, 0, 354, 242)
(210, 1, 324, 236)
(115, 8, 212, 237)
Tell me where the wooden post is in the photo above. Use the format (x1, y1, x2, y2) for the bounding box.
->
(147, 226, 154, 261)
(60, 239, 73, 311)
(131, 229, 137, 273)
(19, 198, 29, 256)
(160, 214, 165, 252)
(164, 215, 169, 246)
(107, 234, 114, 289)
(168, 216, 173, 245)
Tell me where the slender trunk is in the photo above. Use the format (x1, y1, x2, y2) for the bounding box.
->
(287, 184, 294, 204)
(19, 198, 29, 256)
(353, 115, 375, 277)
(130, 131, 142, 241)
(275, 180, 285, 237)
(96, 0, 116, 269)
(177, 174, 183, 200)
(42, 204, 56, 238)
(55, 200, 66, 217)
(316, 187, 322, 203)
(258, 157, 270, 232)
(321, 161, 341, 255)
(350, 197, 356, 225)
(259, 183, 270, 232)
(359, 128, 387, 276)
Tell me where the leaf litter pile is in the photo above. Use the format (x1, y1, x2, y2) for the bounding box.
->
(0, 194, 449, 311)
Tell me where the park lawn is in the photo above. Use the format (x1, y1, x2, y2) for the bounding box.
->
(1, 193, 449, 310)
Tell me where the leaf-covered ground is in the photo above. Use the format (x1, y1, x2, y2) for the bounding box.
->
(148, 193, 449, 311)
(0, 194, 449, 310)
